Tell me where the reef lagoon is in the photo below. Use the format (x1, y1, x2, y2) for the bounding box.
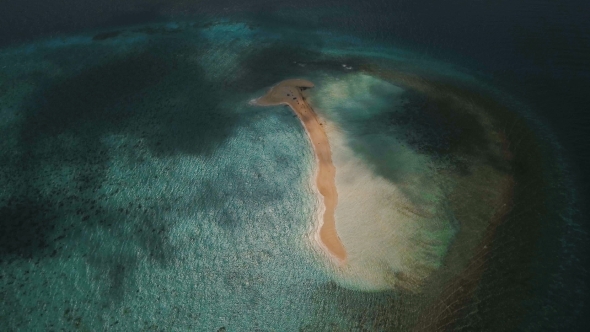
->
(0, 9, 587, 332)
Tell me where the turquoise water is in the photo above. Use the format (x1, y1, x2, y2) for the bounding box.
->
(0, 21, 378, 330)
(0, 22, 323, 330)
(0, 18, 580, 331)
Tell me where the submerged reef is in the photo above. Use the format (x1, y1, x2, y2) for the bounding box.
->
(0, 19, 578, 331)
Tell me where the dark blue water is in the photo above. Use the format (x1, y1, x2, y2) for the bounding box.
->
(1, 1, 588, 331)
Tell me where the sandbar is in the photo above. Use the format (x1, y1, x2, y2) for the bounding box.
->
(253, 79, 347, 262)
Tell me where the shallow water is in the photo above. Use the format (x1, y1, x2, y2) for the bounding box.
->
(0, 8, 587, 332)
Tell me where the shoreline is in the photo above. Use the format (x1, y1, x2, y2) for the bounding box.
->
(252, 79, 347, 263)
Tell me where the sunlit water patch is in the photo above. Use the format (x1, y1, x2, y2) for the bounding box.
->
(0, 19, 579, 331)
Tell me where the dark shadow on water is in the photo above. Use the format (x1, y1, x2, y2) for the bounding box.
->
(134, 67, 234, 157)
(92, 25, 183, 42)
(92, 30, 124, 41)
(99, 8, 163, 29)
(23, 50, 171, 139)
(391, 89, 512, 175)
(0, 33, 240, 301)
(23, 32, 238, 157)
(82, 201, 177, 302)
(0, 197, 59, 260)
(394, 91, 488, 157)
(333, 74, 514, 182)
(0, 128, 110, 262)
(229, 30, 365, 94)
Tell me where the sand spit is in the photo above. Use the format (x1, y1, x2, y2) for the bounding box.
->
(253, 79, 347, 262)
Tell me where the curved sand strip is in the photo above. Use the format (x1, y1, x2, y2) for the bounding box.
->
(253, 79, 347, 262)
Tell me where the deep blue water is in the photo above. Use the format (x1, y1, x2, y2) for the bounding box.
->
(1, 1, 588, 331)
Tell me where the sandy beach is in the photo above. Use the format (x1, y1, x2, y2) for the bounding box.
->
(253, 79, 347, 262)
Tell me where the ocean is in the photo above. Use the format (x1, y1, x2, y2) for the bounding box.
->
(0, 1, 588, 331)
